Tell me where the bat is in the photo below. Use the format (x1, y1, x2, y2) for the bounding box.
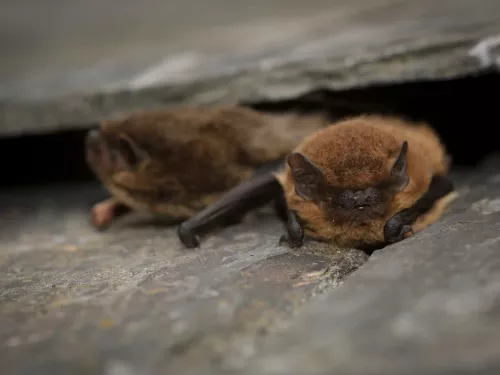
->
(85, 105, 332, 230)
(177, 115, 456, 250)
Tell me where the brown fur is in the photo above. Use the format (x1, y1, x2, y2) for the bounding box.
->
(86, 105, 330, 225)
(277, 115, 451, 248)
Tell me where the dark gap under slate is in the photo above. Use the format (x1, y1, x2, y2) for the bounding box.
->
(0, 71, 499, 189)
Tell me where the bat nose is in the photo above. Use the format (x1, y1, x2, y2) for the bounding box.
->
(338, 191, 370, 210)
(353, 192, 363, 203)
(352, 192, 369, 209)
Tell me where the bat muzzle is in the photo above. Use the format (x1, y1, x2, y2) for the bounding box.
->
(85, 129, 113, 177)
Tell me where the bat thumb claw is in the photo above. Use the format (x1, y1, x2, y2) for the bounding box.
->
(177, 223, 200, 248)
(278, 234, 303, 249)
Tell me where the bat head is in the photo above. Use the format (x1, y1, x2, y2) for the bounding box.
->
(85, 127, 185, 211)
(286, 139, 409, 223)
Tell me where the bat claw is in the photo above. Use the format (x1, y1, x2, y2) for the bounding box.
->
(278, 234, 303, 249)
(278, 235, 289, 246)
(384, 214, 413, 244)
(177, 224, 200, 249)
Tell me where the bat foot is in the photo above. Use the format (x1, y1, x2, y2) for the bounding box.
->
(279, 234, 303, 249)
(279, 210, 304, 249)
(384, 214, 413, 244)
(90, 198, 132, 231)
(91, 201, 115, 230)
(177, 224, 200, 249)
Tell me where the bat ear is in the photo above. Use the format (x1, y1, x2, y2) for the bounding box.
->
(115, 132, 148, 170)
(286, 152, 325, 201)
(390, 141, 409, 191)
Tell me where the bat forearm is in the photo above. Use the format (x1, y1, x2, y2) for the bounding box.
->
(384, 174, 454, 243)
(178, 172, 284, 248)
(399, 174, 454, 223)
(273, 193, 289, 223)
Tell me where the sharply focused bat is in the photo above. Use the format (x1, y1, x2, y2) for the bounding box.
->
(177, 115, 456, 250)
(85, 105, 332, 229)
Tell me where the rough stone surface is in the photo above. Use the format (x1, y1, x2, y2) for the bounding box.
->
(2, 0, 500, 137)
(0, 183, 367, 374)
(2, 156, 500, 374)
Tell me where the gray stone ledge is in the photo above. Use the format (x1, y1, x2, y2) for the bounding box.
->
(2, 0, 500, 137)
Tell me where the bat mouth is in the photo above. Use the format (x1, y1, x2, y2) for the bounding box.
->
(331, 204, 385, 223)
(354, 204, 370, 210)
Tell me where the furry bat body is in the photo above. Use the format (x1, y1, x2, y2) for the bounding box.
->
(178, 115, 457, 250)
(85, 105, 331, 229)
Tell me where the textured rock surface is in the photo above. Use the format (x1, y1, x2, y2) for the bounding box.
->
(2, 156, 500, 374)
(0, 184, 367, 374)
(2, 0, 500, 136)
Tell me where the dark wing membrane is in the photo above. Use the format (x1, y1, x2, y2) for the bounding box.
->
(178, 170, 284, 248)
(384, 174, 454, 243)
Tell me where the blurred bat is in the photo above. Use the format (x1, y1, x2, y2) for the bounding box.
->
(85, 105, 331, 229)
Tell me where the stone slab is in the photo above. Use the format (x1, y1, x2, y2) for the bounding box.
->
(2, 0, 500, 137)
(0, 183, 367, 375)
(1, 156, 500, 374)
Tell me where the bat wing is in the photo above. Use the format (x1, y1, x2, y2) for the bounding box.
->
(384, 174, 454, 243)
(177, 161, 285, 248)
